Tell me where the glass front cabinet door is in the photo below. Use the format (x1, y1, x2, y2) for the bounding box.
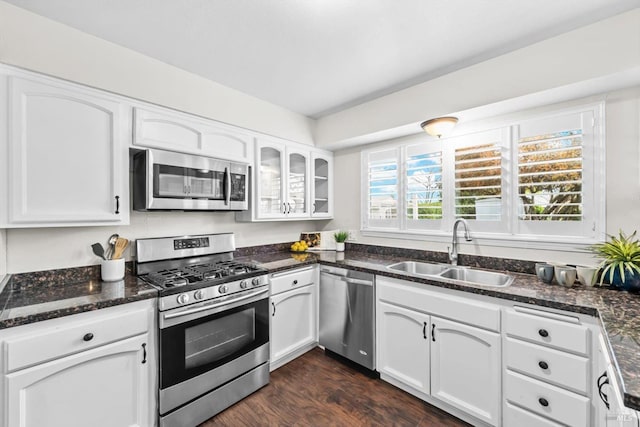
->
(252, 138, 331, 221)
(257, 143, 285, 218)
(311, 152, 333, 218)
(286, 150, 309, 218)
(256, 139, 310, 219)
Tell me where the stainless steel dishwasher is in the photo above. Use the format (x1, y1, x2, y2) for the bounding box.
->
(319, 265, 375, 370)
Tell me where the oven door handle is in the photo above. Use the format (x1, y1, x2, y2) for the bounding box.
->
(163, 288, 269, 320)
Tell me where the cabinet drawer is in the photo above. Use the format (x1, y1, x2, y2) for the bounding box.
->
(377, 277, 500, 332)
(504, 402, 563, 427)
(504, 307, 590, 355)
(504, 337, 590, 394)
(4, 306, 149, 372)
(504, 370, 589, 427)
(270, 266, 315, 295)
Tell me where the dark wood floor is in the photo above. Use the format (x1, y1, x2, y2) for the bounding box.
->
(200, 348, 470, 426)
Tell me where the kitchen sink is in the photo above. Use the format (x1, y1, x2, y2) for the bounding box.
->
(438, 267, 513, 287)
(386, 261, 513, 287)
(386, 261, 450, 276)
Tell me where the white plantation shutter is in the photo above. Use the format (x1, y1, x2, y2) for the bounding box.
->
(516, 110, 595, 238)
(449, 128, 508, 233)
(455, 143, 502, 220)
(364, 148, 400, 229)
(406, 142, 443, 230)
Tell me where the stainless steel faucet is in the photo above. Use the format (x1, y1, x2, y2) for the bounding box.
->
(448, 219, 472, 266)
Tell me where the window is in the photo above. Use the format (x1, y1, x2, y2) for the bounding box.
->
(405, 143, 443, 231)
(362, 105, 603, 245)
(365, 148, 399, 229)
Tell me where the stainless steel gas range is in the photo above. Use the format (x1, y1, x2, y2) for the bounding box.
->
(135, 233, 270, 427)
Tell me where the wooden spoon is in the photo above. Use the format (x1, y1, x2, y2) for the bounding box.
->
(112, 238, 129, 260)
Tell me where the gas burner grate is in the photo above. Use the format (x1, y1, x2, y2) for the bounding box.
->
(145, 269, 196, 288)
(186, 261, 260, 280)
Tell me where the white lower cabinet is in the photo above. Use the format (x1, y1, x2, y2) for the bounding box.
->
(269, 266, 318, 370)
(377, 301, 430, 395)
(503, 306, 595, 427)
(6, 334, 148, 427)
(0, 300, 156, 427)
(595, 333, 640, 427)
(431, 316, 501, 425)
(376, 276, 501, 426)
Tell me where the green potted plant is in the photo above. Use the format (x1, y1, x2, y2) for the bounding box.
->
(589, 230, 640, 291)
(334, 231, 349, 252)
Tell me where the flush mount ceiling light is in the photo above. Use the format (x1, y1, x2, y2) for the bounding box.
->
(420, 116, 459, 138)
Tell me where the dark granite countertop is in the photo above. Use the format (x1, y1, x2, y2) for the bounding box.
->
(239, 250, 640, 411)
(1, 248, 638, 410)
(0, 266, 157, 329)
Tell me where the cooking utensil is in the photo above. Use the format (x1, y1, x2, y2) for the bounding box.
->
(91, 243, 106, 260)
(112, 237, 129, 260)
(106, 233, 119, 259)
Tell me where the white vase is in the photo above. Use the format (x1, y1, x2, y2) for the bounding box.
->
(335, 242, 345, 252)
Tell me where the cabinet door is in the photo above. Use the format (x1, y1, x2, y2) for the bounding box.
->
(285, 149, 310, 218)
(311, 152, 333, 218)
(377, 301, 430, 395)
(7, 75, 128, 226)
(271, 284, 317, 364)
(256, 140, 286, 218)
(431, 316, 501, 426)
(133, 107, 253, 163)
(5, 334, 150, 427)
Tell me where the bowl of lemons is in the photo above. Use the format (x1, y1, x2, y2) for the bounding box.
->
(290, 240, 309, 253)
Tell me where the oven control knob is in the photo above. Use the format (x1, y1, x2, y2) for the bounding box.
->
(240, 280, 248, 289)
(194, 290, 204, 300)
(219, 285, 228, 294)
(176, 293, 189, 305)
(252, 278, 261, 287)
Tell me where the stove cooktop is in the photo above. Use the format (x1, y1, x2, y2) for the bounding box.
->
(141, 260, 265, 290)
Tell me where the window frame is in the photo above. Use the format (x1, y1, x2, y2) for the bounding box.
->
(360, 102, 606, 250)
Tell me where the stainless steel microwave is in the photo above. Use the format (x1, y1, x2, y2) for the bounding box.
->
(133, 148, 249, 211)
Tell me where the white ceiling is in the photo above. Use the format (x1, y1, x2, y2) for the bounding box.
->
(5, 0, 639, 118)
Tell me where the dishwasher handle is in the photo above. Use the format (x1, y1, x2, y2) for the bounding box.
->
(320, 270, 373, 286)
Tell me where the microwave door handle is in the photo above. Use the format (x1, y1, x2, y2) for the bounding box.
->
(224, 166, 231, 206)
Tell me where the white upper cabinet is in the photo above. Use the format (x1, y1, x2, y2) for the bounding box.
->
(133, 106, 254, 164)
(311, 152, 333, 218)
(0, 67, 129, 227)
(237, 136, 333, 222)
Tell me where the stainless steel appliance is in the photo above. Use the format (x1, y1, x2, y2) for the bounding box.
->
(319, 265, 375, 370)
(136, 233, 269, 427)
(133, 148, 249, 211)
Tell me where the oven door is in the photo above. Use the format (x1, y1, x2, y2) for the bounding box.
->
(158, 288, 269, 414)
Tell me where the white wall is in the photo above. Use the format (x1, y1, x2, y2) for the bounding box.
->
(315, 9, 640, 149)
(327, 86, 640, 266)
(0, 229, 6, 276)
(0, 1, 315, 145)
(6, 211, 328, 273)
